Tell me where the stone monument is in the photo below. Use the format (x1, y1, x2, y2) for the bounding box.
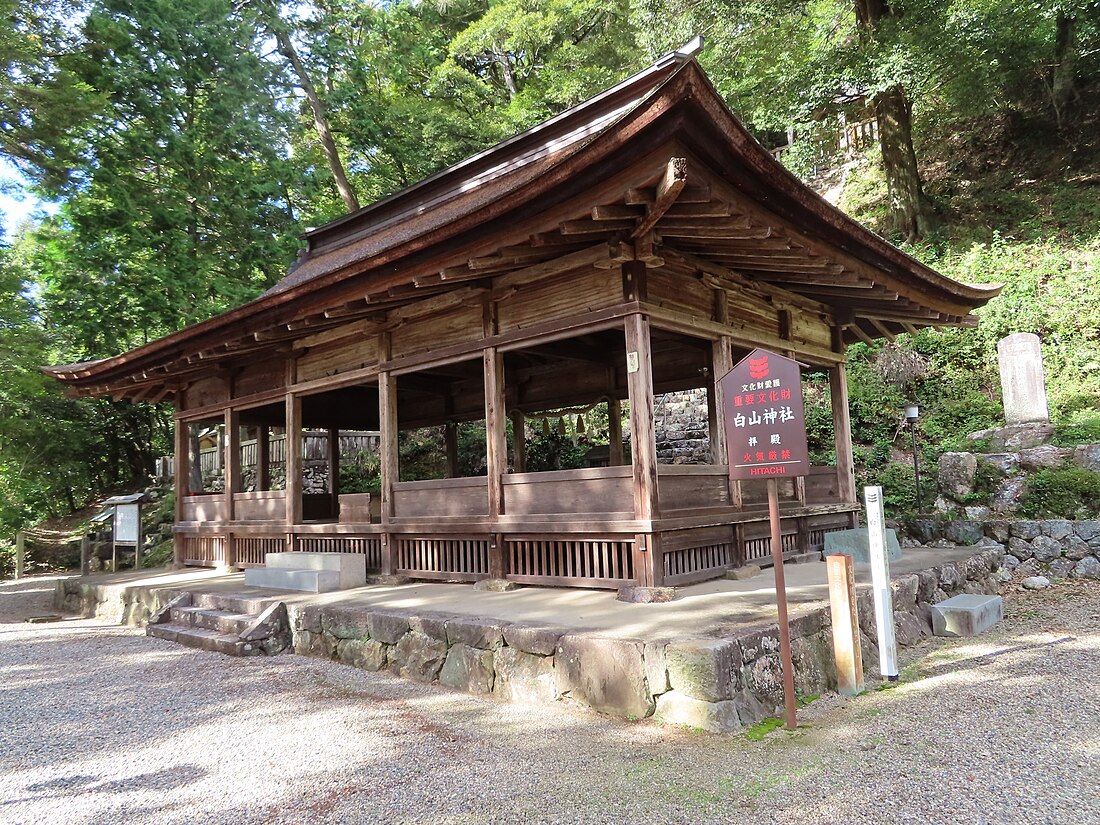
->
(997, 333, 1049, 424)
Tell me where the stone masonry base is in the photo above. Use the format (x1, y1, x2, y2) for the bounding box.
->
(54, 547, 1010, 734)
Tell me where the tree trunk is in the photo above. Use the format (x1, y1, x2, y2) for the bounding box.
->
(1052, 10, 1079, 129)
(875, 86, 934, 242)
(854, 0, 934, 241)
(272, 27, 360, 213)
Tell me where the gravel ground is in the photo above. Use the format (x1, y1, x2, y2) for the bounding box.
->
(2, 574, 1099, 825)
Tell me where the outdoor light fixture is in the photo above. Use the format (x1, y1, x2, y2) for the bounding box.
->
(905, 403, 923, 513)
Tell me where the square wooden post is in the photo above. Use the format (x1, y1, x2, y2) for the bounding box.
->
(484, 347, 507, 579)
(625, 311, 660, 587)
(443, 422, 459, 478)
(378, 370, 398, 575)
(830, 363, 857, 504)
(327, 427, 340, 516)
(509, 409, 526, 474)
(285, 393, 303, 529)
(257, 423, 271, 491)
(223, 408, 239, 569)
(173, 417, 189, 568)
(607, 396, 624, 466)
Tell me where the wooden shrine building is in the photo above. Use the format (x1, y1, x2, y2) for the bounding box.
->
(47, 46, 998, 590)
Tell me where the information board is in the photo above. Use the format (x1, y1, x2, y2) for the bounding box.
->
(113, 503, 140, 544)
(718, 348, 809, 482)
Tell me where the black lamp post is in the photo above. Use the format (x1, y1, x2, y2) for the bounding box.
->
(905, 403, 922, 514)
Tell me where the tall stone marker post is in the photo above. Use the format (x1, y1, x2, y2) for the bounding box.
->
(997, 333, 1049, 424)
(719, 348, 809, 729)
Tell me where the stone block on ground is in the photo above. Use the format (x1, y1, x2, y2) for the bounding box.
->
(555, 635, 653, 719)
(473, 578, 517, 592)
(337, 638, 387, 671)
(493, 648, 557, 704)
(665, 639, 740, 702)
(368, 611, 411, 644)
(446, 617, 506, 649)
(824, 528, 902, 563)
(616, 586, 678, 603)
(1021, 576, 1050, 590)
(389, 631, 448, 682)
(439, 643, 495, 695)
(655, 691, 741, 734)
(726, 564, 761, 581)
(502, 624, 568, 656)
(938, 452, 978, 501)
(931, 594, 1003, 637)
(1072, 557, 1100, 579)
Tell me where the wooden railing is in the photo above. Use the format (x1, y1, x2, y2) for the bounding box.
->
(393, 476, 488, 519)
(503, 466, 633, 517)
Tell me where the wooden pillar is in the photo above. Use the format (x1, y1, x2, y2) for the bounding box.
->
(80, 534, 90, 576)
(173, 418, 188, 568)
(830, 363, 857, 503)
(223, 408, 239, 569)
(509, 410, 526, 474)
(285, 393, 303, 528)
(625, 311, 660, 587)
(378, 371, 397, 575)
(15, 530, 25, 579)
(257, 423, 271, 491)
(607, 397, 624, 466)
(443, 422, 459, 478)
(484, 347, 507, 579)
(327, 427, 340, 516)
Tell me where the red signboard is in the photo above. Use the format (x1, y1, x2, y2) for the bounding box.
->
(718, 348, 809, 481)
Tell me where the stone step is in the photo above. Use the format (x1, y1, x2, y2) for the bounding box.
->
(147, 623, 264, 656)
(244, 567, 343, 593)
(192, 591, 280, 615)
(169, 606, 255, 636)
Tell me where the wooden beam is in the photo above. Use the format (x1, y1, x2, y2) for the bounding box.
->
(632, 157, 688, 239)
(560, 218, 634, 235)
(625, 183, 711, 205)
(847, 322, 878, 347)
(868, 318, 897, 342)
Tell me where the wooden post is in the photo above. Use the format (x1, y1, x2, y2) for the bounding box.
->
(285, 393, 303, 528)
(709, 337, 732, 464)
(484, 347, 507, 579)
(443, 422, 459, 478)
(827, 553, 864, 696)
(223, 408, 239, 569)
(768, 477, 798, 729)
(509, 409, 526, 474)
(135, 504, 144, 570)
(830, 363, 857, 504)
(174, 418, 188, 568)
(625, 312, 660, 587)
(15, 530, 25, 579)
(607, 396, 624, 466)
(80, 534, 90, 576)
(257, 423, 271, 491)
(378, 371, 397, 576)
(327, 426, 340, 515)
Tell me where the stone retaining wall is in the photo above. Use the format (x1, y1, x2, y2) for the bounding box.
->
(285, 547, 1009, 733)
(54, 578, 181, 626)
(53, 547, 1011, 734)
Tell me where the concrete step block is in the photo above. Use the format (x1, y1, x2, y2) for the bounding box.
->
(932, 594, 1004, 637)
(259, 553, 367, 590)
(244, 567, 343, 593)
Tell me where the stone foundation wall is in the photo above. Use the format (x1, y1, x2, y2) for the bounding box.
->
(54, 579, 181, 626)
(54, 548, 1013, 734)
(285, 547, 1009, 733)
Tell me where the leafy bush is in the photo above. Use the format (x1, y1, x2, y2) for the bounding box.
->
(1019, 467, 1100, 519)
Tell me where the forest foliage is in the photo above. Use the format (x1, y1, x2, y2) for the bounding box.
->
(1, 0, 1099, 535)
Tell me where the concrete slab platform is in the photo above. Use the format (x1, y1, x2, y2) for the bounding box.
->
(64, 545, 980, 643)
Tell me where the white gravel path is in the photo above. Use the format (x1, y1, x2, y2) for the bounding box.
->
(2, 574, 1098, 825)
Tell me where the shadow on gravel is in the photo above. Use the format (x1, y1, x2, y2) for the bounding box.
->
(912, 635, 1076, 681)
